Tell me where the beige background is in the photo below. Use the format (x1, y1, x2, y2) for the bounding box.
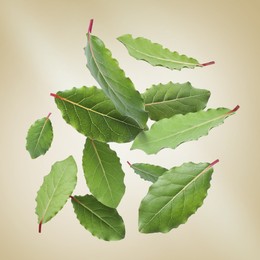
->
(1, 0, 259, 259)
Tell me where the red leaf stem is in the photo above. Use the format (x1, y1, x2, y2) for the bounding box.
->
(88, 19, 94, 34)
(200, 61, 215, 67)
(127, 161, 132, 167)
(50, 93, 64, 100)
(209, 159, 219, 168)
(38, 221, 42, 233)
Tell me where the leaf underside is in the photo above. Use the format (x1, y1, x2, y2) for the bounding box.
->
(139, 162, 214, 233)
(71, 195, 125, 241)
(143, 82, 210, 121)
(85, 34, 148, 128)
(82, 138, 125, 208)
(118, 34, 200, 70)
(26, 115, 53, 159)
(54, 86, 142, 143)
(35, 156, 77, 227)
(132, 107, 236, 154)
(131, 163, 168, 183)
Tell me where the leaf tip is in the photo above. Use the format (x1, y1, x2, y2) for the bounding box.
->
(88, 19, 94, 34)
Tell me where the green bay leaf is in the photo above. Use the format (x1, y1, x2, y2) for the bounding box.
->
(26, 113, 53, 159)
(53, 86, 142, 143)
(139, 161, 217, 233)
(85, 33, 148, 128)
(132, 107, 239, 154)
(143, 82, 210, 121)
(118, 34, 201, 70)
(130, 163, 168, 183)
(82, 139, 125, 208)
(36, 156, 77, 232)
(71, 195, 125, 241)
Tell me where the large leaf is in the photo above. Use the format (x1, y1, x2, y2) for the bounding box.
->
(85, 28, 148, 128)
(51, 86, 142, 143)
(143, 82, 210, 121)
(139, 161, 218, 233)
(118, 34, 203, 70)
(71, 195, 125, 241)
(82, 138, 125, 208)
(130, 162, 168, 183)
(26, 113, 53, 159)
(36, 156, 77, 233)
(132, 106, 239, 154)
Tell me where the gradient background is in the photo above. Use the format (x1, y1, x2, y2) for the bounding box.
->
(1, 0, 259, 259)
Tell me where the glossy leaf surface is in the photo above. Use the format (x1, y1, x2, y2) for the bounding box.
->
(36, 156, 77, 231)
(26, 114, 53, 159)
(143, 82, 210, 121)
(71, 195, 125, 241)
(132, 107, 238, 154)
(139, 161, 216, 233)
(130, 163, 168, 183)
(82, 139, 125, 208)
(85, 33, 148, 128)
(53, 86, 142, 143)
(118, 34, 200, 70)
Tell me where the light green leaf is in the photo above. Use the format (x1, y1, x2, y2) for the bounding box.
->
(36, 156, 77, 232)
(52, 86, 142, 143)
(139, 161, 217, 233)
(82, 139, 125, 208)
(143, 82, 210, 121)
(85, 33, 148, 128)
(71, 195, 125, 241)
(26, 113, 53, 159)
(130, 163, 168, 183)
(118, 34, 201, 70)
(132, 106, 239, 154)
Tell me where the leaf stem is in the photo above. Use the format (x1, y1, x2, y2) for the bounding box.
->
(50, 93, 64, 100)
(127, 161, 132, 167)
(228, 105, 240, 114)
(209, 159, 219, 168)
(38, 221, 42, 233)
(200, 61, 215, 67)
(46, 112, 52, 120)
(88, 19, 94, 34)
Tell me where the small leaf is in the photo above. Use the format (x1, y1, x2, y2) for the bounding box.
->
(143, 82, 210, 121)
(85, 26, 148, 128)
(118, 34, 203, 70)
(26, 113, 53, 159)
(132, 106, 239, 154)
(130, 162, 168, 183)
(52, 86, 142, 143)
(36, 156, 77, 233)
(71, 195, 125, 241)
(139, 160, 218, 233)
(82, 138, 125, 208)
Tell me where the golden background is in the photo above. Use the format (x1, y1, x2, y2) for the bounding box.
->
(1, 0, 259, 259)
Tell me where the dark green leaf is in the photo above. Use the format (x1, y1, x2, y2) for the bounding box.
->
(143, 82, 210, 121)
(71, 195, 125, 241)
(52, 86, 142, 143)
(118, 34, 201, 70)
(26, 113, 53, 159)
(85, 33, 148, 128)
(36, 156, 77, 232)
(139, 161, 217, 233)
(82, 139, 125, 208)
(132, 106, 239, 154)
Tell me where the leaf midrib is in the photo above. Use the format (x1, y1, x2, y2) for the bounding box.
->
(91, 140, 115, 205)
(74, 197, 122, 236)
(143, 110, 228, 146)
(144, 93, 208, 107)
(141, 164, 211, 230)
(124, 39, 199, 67)
(33, 117, 49, 154)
